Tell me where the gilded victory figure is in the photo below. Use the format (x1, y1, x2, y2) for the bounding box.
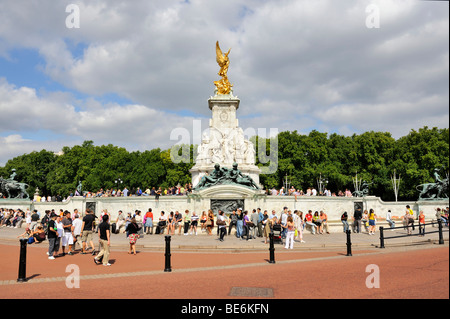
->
(214, 41, 233, 94)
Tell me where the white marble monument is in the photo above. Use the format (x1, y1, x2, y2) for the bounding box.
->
(190, 88, 261, 187)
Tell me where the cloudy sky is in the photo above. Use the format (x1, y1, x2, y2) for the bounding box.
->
(0, 0, 448, 166)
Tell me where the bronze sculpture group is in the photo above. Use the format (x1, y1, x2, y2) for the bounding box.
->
(194, 163, 259, 191)
(0, 169, 29, 199)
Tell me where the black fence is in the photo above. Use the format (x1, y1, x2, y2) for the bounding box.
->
(379, 219, 448, 248)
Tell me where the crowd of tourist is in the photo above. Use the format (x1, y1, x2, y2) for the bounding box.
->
(268, 186, 353, 197)
(1, 205, 448, 266)
(29, 184, 355, 203)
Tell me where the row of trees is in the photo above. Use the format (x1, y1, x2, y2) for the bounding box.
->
(0, 127, 448, 201)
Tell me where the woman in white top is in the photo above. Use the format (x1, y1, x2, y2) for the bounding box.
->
(283, 216, 296, 249)
(25, 209, 32, 229)
(294, 210, 305, 243)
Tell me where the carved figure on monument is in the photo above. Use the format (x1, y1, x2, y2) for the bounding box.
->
(196, 133, 211, 165)
(222, 136, 235, 164)
(244, 140, 256, 165)
(210, 137, 224, 164)
(417, 167, 449, 200)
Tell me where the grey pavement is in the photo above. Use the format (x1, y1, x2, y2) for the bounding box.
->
(0, 224, 448, 252)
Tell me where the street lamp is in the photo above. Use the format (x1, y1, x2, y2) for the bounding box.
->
(317, 173, 328, 195)
(391, 169, 401, 202)
(353, 171, 362, 195)
(283, 173, 291, 195)
(115, 178, 123, 190)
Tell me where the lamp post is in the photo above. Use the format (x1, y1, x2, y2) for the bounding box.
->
(391, 169, 401, 202)
(317, 173, 328, 195)
(283, 173, 291, 195)
(353, 171, 362, 196)
(114, 178, 123, 191)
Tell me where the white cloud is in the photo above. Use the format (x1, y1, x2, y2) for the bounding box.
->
(0, 0, 448, 164)
(0, 78, 202, 164)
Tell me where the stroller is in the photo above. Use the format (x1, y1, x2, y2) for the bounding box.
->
(272, 224, 283, 245)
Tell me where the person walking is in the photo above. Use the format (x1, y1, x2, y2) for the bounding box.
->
(217, 211, 227, 242)
(47, 213, 59, 260)
(81, 209, 96, 255)
(72, 213, 83, 252)
(94, 214, 111, 266)
(368, 209, 377, 235)
(126, 218, 141, 255)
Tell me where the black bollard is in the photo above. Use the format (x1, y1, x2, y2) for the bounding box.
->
(17, 238, 28, 282)
(346, 230, 352, 256)
(379, 226, 385, 249)
(268, 232, 275, 264)
(438, 220, 444, 245)
(164, 235, 172, 272)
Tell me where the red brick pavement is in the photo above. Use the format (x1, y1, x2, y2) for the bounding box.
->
(0, 243, 448, 300)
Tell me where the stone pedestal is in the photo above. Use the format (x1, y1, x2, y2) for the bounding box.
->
(190, 90, 261, 187)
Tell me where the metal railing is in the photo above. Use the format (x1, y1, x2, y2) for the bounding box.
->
(379, 219, 448, 248)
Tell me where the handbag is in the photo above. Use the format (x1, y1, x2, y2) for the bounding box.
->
(217, 220, 226, 226)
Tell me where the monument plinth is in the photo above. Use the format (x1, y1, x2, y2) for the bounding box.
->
(191, 91, 261, 188)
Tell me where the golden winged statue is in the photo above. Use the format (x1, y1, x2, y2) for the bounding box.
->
(214, 41, 233, 95)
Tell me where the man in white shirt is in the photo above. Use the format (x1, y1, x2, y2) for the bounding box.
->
(72, 214, 83, 251)
(386, 210, 395, 230)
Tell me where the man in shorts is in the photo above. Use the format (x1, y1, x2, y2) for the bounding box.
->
(61, 211, 74, 255)
(81, 208, 96, 255)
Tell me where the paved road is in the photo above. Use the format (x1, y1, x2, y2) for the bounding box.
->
(1, 223, 448, 251)
(0, 226, 448, 302)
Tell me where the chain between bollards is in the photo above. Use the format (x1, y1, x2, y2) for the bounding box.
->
(17, 238, 28, 282)
(346, 230, 352, 256)
(164, 235, 172, 272)
(268, 232, 275, 263)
